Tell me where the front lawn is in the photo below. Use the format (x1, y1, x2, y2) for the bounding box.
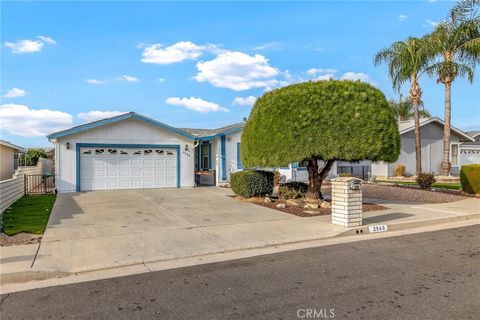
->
(1, 194, 56, 236)
(376, 180, 461, 190)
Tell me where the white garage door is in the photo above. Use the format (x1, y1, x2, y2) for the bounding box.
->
(80, 147, 177, 191)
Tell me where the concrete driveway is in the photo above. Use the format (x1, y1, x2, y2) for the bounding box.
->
(33, 188, 344, 273)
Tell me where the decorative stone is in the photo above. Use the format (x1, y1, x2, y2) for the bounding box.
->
(286, 199, 300, 207)
(304, 202, 319, 209)
(320, 201, 332, 209)
(276, 203, 286, 209)
(303, 210, 318, 215)
(264, 197, 272, 204)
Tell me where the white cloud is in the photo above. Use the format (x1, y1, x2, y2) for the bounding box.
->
(194, 51, 279, 91)
(4, 36, 56, 54)
(399, 14, 408, 22)
(166, 97, 229, 113)
(117, 75, 139, 82)
(316, 74, 335, 81)
(5, 39, 44, 54)
(340, 72, 376, 85)
(306, 68, 338, 76)
(158, 78, 166, 83)
(424, 19, 440, 27)
(77, 110, 126, 123)
(232, 96, 257, 107)
(85, 79, 106, 85)
(3, 88, 27, 98)
(37, 36, 56, 45)
(0, 104, 73, 137)
(253, 42, 284, 51)
(141, 41, 221, 65)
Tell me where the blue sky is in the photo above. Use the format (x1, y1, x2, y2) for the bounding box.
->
(1, 0, 479, 147)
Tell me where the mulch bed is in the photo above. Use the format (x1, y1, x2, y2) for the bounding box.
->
(232, 196, 387, 217)
(0, 232, 42, 247)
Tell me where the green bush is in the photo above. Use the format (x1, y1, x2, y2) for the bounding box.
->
(230, 170, 274, 198)
(460, 164, 480, 194)
(20, 148, 47, 166)
(416, 172, 436, 189)
(279, 182, 308, 199)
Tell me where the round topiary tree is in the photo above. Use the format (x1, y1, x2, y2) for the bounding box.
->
(241, 80, 400, 201)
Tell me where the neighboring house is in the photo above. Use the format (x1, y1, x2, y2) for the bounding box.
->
(0, 140, 25, 181)
(371, 117, 476, 177)
(460, 131, 480, 166)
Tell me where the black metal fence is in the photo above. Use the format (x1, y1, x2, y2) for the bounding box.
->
(337, 165, 370, 180)
(25, 174, 55, 194)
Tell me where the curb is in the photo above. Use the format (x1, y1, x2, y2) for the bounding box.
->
(0, 270, 71, 286)
(339, 213, 480, 236)
(2, 215, 479, 287)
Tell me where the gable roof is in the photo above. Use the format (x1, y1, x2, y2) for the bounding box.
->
(180, 122, 244, 139)
(47, 112, 198, 140)
(466, 130, 480, 138)
(0, 140, 25, 152)
(397, 117, 475, 142)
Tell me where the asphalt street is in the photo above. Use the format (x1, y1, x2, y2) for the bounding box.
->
(1, 225, 479, 319)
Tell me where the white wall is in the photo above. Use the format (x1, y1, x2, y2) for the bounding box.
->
(53, 118, 195, 192)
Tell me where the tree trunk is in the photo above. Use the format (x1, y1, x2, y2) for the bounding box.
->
(410, 80, 422, 175)
(305, 159, 335, 201)
(440, 82, 452, 176)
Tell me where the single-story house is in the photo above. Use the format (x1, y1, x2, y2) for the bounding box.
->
(371, 117, 476, 177)
(0, 140, 25, 181)
(47, 112, 244, 192)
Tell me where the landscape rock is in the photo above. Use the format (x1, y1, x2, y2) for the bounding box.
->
(276, 203, 286, 209)
(286, 199, 300, 207)
(304, 202, 319, 209)
(303, 210, 318, 215)
(320, 201, 332, 209)
(264, 197, 273, 204)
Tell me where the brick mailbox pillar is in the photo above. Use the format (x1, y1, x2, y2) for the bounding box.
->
(331, 177, 363, 227)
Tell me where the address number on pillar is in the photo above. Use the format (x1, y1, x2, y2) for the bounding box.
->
(368, 225, 388, 233)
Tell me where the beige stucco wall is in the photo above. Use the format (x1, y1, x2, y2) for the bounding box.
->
(0, 145, 15, 181)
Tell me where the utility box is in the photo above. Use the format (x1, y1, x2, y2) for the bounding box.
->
(331, 177, 363, 227)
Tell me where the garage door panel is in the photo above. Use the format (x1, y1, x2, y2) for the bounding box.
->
(80, 147, 178, 191)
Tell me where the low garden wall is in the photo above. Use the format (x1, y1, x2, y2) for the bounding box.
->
(0, 173, 25, 213)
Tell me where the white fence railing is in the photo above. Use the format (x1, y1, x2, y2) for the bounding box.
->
(0, 173, 25, 213)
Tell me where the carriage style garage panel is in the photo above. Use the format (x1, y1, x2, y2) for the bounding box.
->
(78, 145, 179, 191)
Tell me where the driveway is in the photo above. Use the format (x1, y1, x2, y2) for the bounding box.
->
(33, 188, 344, 273)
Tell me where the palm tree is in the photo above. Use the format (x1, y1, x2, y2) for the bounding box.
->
(389, 94, 431, 121)
(425, 0, 480, 176)
(375, 37, 433, 175)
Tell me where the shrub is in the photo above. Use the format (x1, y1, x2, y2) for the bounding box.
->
(230, 170, 274, 198)
(460, 164, 480, 194)
(338, 172, 353, 177)
(416, 172, 436, 189)
(394, 164, 406, 177)
(279, 182, 308, 199)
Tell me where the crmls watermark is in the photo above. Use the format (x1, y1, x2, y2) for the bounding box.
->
(297, 308, 335, 319)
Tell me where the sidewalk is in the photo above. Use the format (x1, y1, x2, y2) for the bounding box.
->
(1, 198, 479, 288)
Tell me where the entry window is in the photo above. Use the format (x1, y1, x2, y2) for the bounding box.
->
(451, 144, 459, 166)
(201, 143, 210, 170)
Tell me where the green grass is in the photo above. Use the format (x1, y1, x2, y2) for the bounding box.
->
(2, 194, 56, 236)
(376, 180, 461, 190)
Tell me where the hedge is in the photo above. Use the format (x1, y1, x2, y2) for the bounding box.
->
(460, 164, 480, 194)
(230, 170, 274, 198)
